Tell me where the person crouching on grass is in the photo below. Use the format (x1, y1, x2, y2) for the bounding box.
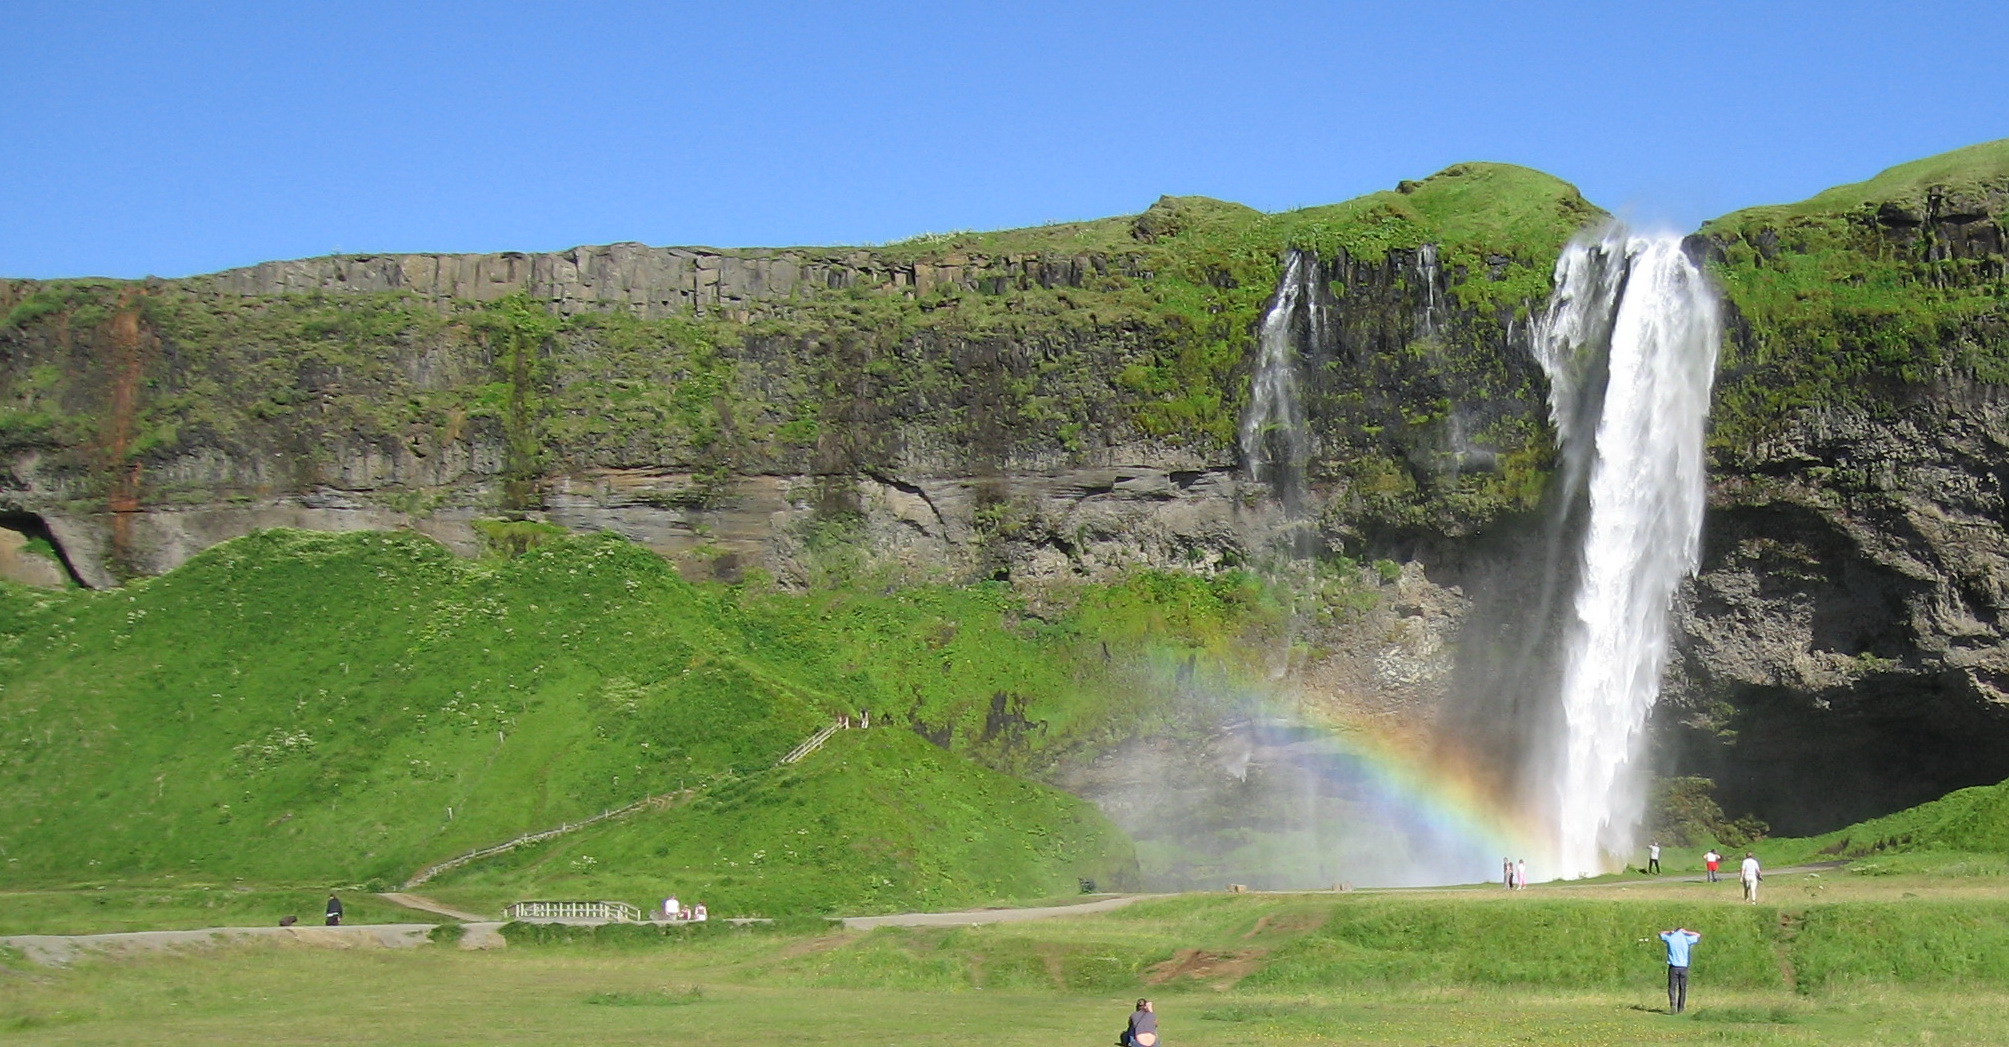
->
(1658, 926, 1701, 1014)
(1118, 999, 1157, 1047)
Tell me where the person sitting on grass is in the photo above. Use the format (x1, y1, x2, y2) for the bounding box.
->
(1658, 926, 1702, 1014)
(1119, 998, 1157, 1047)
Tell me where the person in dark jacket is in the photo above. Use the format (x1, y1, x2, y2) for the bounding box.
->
(325, 894, 345, 926)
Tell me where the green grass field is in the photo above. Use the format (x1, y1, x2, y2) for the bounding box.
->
(7, 871, 2009, 1045)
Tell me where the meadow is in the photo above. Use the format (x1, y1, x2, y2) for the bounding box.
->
(7, 867, 2009, 1045)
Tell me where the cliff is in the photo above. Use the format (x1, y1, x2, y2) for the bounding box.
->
(0, 163, 1593, 590)
(7, 143, 2009, 839)
(1666, 140, 2009, 831)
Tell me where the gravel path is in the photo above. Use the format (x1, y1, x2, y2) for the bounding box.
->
(0, 923, 506, 966)
(377, 891, 492, 922)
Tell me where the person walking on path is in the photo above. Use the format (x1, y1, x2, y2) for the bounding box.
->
(1739, 853, 1763, 903)
(1658, 926, 1702, 1014)
(324, 894, 344, 927)
(1704, 849, 1721, 883)
(1647, 841, 1662, 874)
(1121, 998, 1158, 1047)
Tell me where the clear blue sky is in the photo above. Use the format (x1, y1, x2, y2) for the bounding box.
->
(4, 1, 2005, 279)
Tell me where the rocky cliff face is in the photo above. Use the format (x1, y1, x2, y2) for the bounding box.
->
(1660, 149, 2009, 832)
(0, 165, 1583, 592)
(1663, 384, 2009, 833)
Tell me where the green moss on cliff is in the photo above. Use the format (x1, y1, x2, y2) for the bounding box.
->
(1703, 141, 2009, 451)
(0, 165, 1599, 553)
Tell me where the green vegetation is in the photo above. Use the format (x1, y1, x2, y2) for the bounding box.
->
(1756, 777, 2009, 869)
(0, 528, 1172, 913)
(1702, 139, 2009, 450)
(424, 728, 1137, 918)
(0, 528, 1329, 917)
(11, 880, 2009, 1044)
(0, 887, 438, 935)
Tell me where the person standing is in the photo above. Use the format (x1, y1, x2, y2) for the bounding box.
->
(1658, 926, 1702, 1014)
(1503, 857, 1513, 890)
(1704, 849, 1722, 883)
(663, 894, 679, 921)
(1739, 852, 1762, 903)
(1647, 841, 1662, 874)
(1514, 858, 1528, 890)
(1122, 998, 1158, 1047)
(324, 894, 344, 927)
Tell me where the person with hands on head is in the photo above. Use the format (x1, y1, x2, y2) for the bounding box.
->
(1658, 926, 1702, 1014)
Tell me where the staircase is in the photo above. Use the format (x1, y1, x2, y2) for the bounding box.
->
(778, 718, 846, 765)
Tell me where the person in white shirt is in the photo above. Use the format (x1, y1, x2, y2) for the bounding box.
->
(1647, 841, 1662, 874)
(1739, 853, 1762, 903)
(663, 895, 679, 921)
(1704, 849, 1722, 882)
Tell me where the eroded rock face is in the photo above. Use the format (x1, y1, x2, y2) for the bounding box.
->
(1661, 387, 2009, 833)
(0, 524, 67, 588)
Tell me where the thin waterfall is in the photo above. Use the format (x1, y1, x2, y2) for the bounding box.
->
(1415, 243, 1444, 339)
(1240, 251, 1322, 518)
(1531, 225, 1720, 876)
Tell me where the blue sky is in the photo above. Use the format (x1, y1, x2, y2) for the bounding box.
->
(4, 1, 2005, 279)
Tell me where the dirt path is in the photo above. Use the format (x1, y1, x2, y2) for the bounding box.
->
(377, 892, 491, 922)
(0, 923, 509, 966)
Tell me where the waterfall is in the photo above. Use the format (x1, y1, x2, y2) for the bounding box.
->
(1240, 251, 1322, 516)
(1531, 225, 1720, 876)
(1415, 243, 1444, 339)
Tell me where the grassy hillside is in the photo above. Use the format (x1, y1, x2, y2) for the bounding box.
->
(425, 728, 1137, 917)
(0, 528, 1177, 910)
(1752, 777, 2009, 872)
(1702, 139, 2009, 449)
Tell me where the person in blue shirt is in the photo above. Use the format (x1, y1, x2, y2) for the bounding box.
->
(1658, 927, 1702, 1013)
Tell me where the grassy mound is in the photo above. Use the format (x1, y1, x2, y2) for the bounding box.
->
(428, 728, 1136, 917)
(1760, 777, 2009, 868)
(0, 528, 1151, 911)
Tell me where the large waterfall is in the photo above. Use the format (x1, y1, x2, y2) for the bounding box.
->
(1532, 226, 1721, 876)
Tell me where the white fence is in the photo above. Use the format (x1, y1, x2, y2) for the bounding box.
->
(503, 900, 644, 922)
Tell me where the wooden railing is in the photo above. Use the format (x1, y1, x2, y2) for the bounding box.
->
(504, 900, 643, 922)
(778, 719, 846, 765)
